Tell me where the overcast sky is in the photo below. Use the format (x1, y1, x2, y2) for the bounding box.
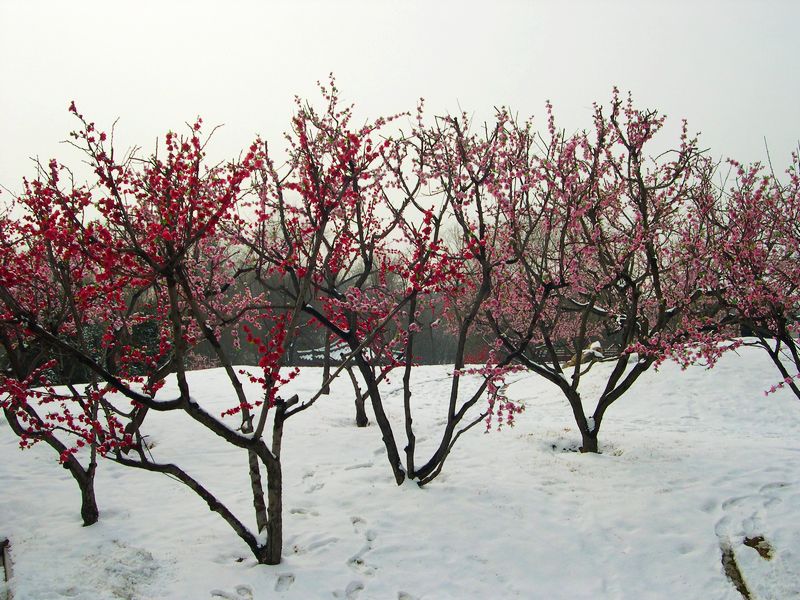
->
(1, 0, 798, 194)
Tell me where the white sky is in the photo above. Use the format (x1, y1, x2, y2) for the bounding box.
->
(1, 0, 798, 195)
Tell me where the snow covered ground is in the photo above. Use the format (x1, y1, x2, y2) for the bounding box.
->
(1, 345, 799, 599)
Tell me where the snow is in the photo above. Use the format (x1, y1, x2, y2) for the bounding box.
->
(2, 346, 799, 599)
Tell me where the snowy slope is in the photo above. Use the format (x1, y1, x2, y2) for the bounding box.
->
(1, 346, 798, 599)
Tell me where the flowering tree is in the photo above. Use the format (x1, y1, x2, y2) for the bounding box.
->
(393, 108, 527, 483)
(0, 196, 109, 526)
(486, 93, 725, 452)
(240, 86, 527, 486)
(703, 153, 800, 398)
(0, 105, 317, 564)
(239, 81, 413, 483)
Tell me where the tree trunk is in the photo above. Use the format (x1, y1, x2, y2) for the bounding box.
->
(321, 333, 331, 395)
(580, 429, 599, 454)
(346, 366, 369, 427)
(248, 450, 269, 534)
(257, 404, 290, 565)
(402, 294, 417, 477)
(353, 353, 405, 485)
(263, 454, 282, 565)
(354, 395, 368, 428)
(560, 387, 600, 454)
(78, 468, 99, 526)
(5, 406, 101, 526)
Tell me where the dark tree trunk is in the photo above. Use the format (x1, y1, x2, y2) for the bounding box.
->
(353, 352, 405, 484)
(560, 387, 601, 454)
(354, 395, 368, 428)
(321, 333, 331, 395)
(402, 294, 417, 478)
(263, 460, 282, 565)
(580, 430, 599, 454)
(248, 450, 268, 534)
(346, 366, 369, 427)
(4, 407, 101, 526)
(262, 405, 288, 566)
(78, 468, 99, 526)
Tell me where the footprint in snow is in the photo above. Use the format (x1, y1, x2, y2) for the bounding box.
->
(351, 516, 377, 542)
(347, 517, 378, 576)
(350, 516, 365, 532)
(347, 552, 376, 576)
(291, 534, 339, 555)
(759, 481, 790, 494)
(333, 580, 365, 599)
(345, 580, 365, 599)
(211, 584, 253, 599)
(275, 573, 295, 592)
(715, 481, 800, 599)
(290, 507, 319, 517)
(720, 495, 750, 510)
(344, 462, 373, 471)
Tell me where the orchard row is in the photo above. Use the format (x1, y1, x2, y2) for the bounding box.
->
(1, 82, 797, 564)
